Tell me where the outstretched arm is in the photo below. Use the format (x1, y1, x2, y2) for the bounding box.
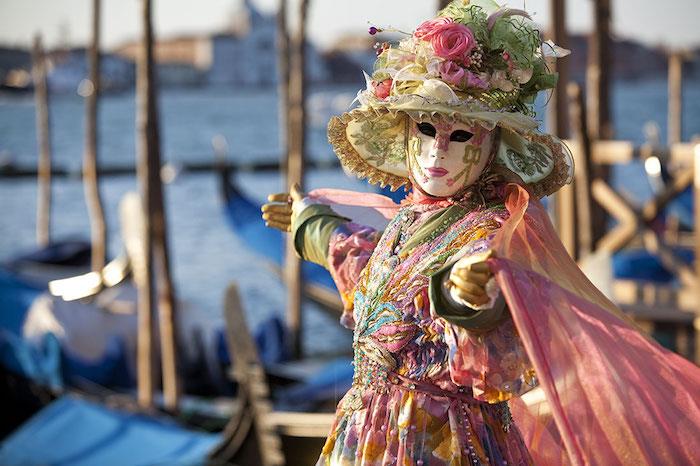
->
(262, 185, 381, 324)
(430, 250, 536, 402)
(262, 184, 350, 268)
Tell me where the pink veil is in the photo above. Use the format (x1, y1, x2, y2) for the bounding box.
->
(309, 186, 700, 465)
(491, 184, 700, 466)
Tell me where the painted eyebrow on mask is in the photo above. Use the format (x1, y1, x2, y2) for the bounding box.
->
(450, 129, 474, 142)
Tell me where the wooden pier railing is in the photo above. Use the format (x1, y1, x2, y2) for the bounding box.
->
(555, 83, 700, 363)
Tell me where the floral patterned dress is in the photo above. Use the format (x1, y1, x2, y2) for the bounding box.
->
(298, 200, 538, 466)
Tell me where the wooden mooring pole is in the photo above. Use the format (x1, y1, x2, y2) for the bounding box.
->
(83, 0, 108, 273)
(276, 0, 289, 156)
(135, 0, 156, 410)
(32, 34, 52, 247)
(284, 0, 309, 359)
(136, 0, 180, 410)
(568, 83, 594, 259)
(548, 0, 572, 250)
(548, 0, 569, 138)
(585, 0, 613, 247)
(587, 0, 613, 141)
(667, 52, 683, 146)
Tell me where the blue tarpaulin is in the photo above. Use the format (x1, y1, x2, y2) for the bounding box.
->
(0, 396, 220, 466)
(0, 268, 134, 390)
(0, 268, 63, 389)
(275, 357, 353, 411)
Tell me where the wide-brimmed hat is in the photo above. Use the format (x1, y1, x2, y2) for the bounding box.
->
(327, 0, 573, 198)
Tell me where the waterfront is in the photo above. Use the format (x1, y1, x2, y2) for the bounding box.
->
(1, 80, 699, 353)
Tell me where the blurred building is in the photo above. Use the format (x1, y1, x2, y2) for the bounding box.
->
(114, 35, 209, 88)
(206, 0, 328, 87)
(114, 0, 328, 88)
(46, 48, 135, 93)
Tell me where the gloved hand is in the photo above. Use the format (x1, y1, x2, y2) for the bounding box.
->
(261, 183, 304, 232)
(445, 250, 494, 308)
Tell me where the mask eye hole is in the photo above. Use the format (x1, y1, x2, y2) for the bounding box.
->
(417, 122, 436, 138)
(450, 130, 474, 142)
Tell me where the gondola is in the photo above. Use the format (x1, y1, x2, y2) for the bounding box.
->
(0, 282, 344, 466)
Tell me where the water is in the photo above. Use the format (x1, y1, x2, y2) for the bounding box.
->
(1, 81, 699, 353)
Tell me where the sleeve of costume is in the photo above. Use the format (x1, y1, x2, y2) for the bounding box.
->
(428, 237, 537, 403)
(291, 203, 381, 329)
(291, 204, 348, 267)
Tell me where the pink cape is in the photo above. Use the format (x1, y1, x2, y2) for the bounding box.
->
(310, 186, 700, 465)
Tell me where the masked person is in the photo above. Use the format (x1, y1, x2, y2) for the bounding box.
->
(262, 1, 700, 465)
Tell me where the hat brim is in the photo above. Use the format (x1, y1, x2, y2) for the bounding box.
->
(328, 103, 573, 197)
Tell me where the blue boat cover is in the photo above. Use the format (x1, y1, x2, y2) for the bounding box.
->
(0, 396, 220, 466)
(215, 315, 290, 368)
(377, 185, 407, 205)
(0, 268, 133, 390)
(275, 357, 353, 411)
(612, 248, 694, 283)
(0, 268, 63, 389)
(6, 239, 91, 268)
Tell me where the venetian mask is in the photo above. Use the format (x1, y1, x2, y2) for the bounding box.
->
(407, 117, 495, 198)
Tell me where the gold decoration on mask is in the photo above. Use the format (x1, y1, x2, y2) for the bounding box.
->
(407, 136, 429, 181)
(409, 136, 422, 159)
(449, 144, 482, 187)
(463, 144, 481, 166)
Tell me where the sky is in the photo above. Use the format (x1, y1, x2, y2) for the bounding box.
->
(1, 0, 699, 51)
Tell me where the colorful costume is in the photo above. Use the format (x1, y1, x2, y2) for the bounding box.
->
(287, 1, 700, 464)
(297, 192, 535, 465)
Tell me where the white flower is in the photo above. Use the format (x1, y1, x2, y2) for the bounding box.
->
(413, 41, 435, 63)
(416, 79, 460, 104)
(425, 57, 444, 78)
(541, 40, 571, 58)
(398, 37, 417, 52)
(512, 67, 533, 84)
(490, 70, 515, 92)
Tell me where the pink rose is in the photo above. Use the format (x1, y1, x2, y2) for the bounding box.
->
(372, 79, 393, 99)
(413, 17, 454, 40)
(438, 61, 465, 87)
(430, 23, 476, 63)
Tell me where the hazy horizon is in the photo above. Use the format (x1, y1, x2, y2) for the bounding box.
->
(1, 0, 699, 51)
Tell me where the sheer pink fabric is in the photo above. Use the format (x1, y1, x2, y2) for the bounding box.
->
(444, 315, 537, 403)
(308, 188, 398, 229)
(491, 184, 700, 466)
(310, 185, 700, 465)
(327, 222, 381, 328)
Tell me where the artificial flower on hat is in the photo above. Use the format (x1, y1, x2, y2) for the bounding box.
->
(328, 0, 573, 198)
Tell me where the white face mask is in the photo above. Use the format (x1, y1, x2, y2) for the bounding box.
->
(407, 118, 494, 198)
